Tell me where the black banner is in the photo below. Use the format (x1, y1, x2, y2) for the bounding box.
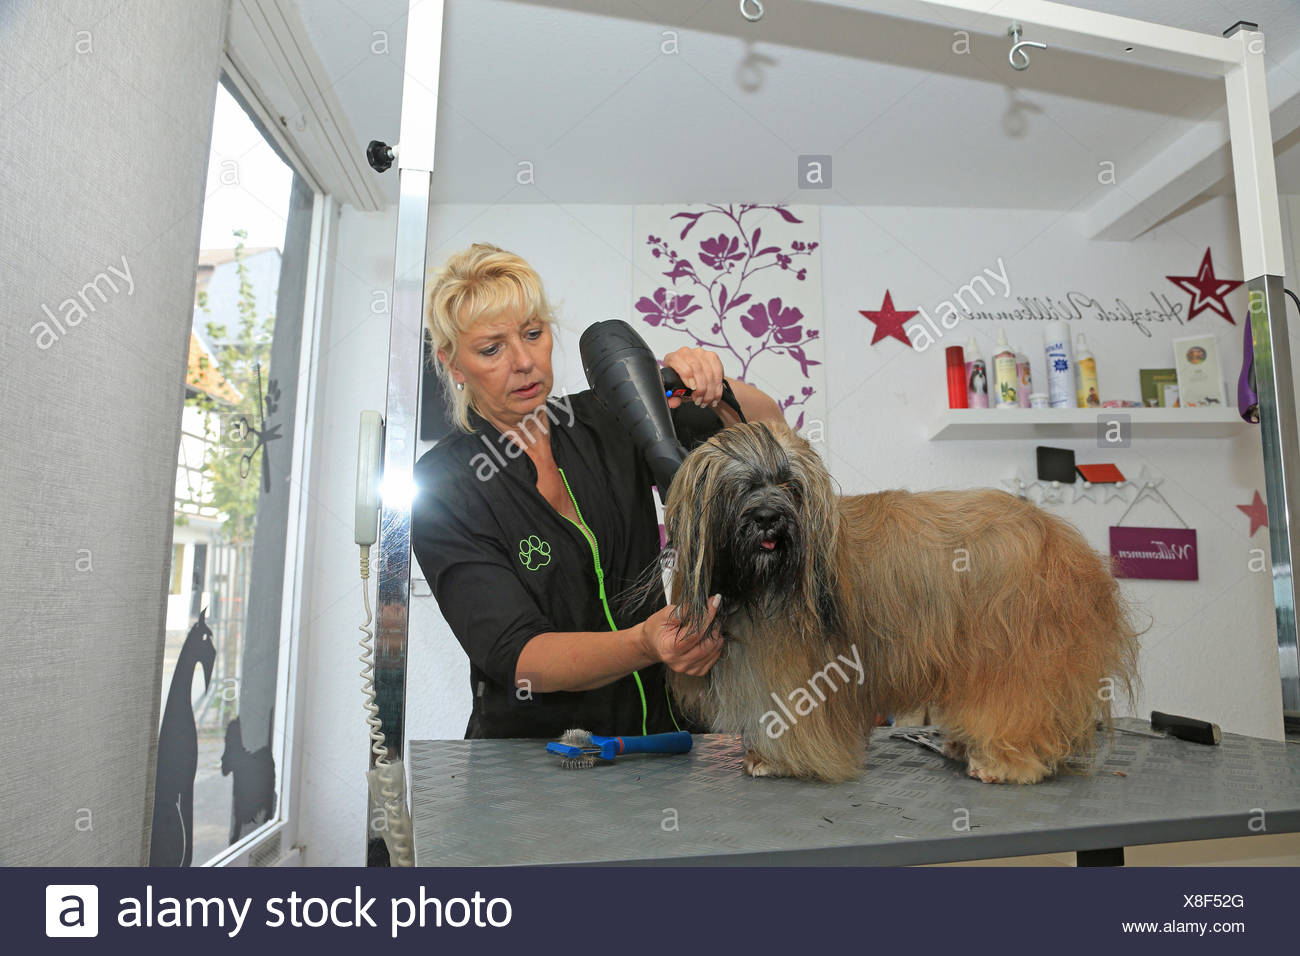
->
(9, 866, 1294, 953)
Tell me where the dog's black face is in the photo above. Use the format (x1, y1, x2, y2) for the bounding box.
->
(709, 462, 806, 602)
(663, 423, 835, 640)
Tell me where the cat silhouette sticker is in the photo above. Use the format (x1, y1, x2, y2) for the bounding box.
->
(149, 608, 215, 867)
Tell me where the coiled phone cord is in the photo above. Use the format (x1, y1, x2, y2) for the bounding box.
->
(359, 546, 414, 867)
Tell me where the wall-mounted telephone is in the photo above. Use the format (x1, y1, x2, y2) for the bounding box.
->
(355, 410, 384, 548)
(354, 410, 414, 866)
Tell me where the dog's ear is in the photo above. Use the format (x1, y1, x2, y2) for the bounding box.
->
(661, 441, 720, 642)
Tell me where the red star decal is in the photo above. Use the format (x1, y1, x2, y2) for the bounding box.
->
(860, 291, 918, 348)
(1237, 490, 1268, 536)
(1166, 247, 1243, 324)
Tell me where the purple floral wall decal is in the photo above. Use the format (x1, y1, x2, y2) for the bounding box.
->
(633, 203, 824, 432)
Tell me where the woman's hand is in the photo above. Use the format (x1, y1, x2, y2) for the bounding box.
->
(638, 595, 724, 676)
(663, 346, 726, 409)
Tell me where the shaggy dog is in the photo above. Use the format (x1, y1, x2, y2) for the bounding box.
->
(662, 422, 1140, 784)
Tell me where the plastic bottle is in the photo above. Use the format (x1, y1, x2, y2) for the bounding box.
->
(946, 346, 968, 409)
(992, 328, 1018, 408)
(965, 337, 989, 409)
(1075, 333, 1099, 408)
(1043, 322, 1074, 409)
(1016, 351, 1033, 408)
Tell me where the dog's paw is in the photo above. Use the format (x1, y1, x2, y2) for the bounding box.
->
(966, 761, 1004, 784)
(941, 737, 968, 761)
(743, 750, 778, 777)
(965, 754, 1049, 785)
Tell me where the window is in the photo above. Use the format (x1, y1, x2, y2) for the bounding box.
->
(152, 74, 318, 867)
(169, 544, 185, 596)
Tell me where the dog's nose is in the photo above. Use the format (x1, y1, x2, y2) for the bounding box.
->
(751, 507, 780, 530)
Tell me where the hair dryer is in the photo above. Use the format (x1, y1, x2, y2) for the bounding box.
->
(580, 319, 687, 502)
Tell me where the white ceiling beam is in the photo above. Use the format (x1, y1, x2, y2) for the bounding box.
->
(809, 0, 1240, 75)
(1082, 46, 1300, 241)
(225, 0, 384, 211)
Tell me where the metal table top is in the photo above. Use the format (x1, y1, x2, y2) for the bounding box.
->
(408, 719, 1300, 866)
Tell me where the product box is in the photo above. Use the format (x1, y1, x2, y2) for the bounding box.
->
(1139, 368, 1179, 408)
(1172, 334, 1225, 407)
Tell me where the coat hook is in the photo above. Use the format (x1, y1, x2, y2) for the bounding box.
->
(740, 0, 763, 22)
(1007, 23, 1047, 71)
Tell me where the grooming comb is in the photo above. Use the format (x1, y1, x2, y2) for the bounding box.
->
(889, 729, 948, 756)
(545, 728, 693, 769)
(1113, 710, 1221, 746)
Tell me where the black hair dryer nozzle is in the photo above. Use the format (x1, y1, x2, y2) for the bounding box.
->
(579, 319, 685, 503)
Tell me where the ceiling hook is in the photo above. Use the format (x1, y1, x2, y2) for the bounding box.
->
(740, 0, 764, 23)
(1007, 23, 1047, 71)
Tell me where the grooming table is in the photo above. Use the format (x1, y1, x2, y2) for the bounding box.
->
(408, 718, 1300, 866)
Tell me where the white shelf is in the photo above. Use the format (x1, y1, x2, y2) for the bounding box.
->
(927, 407, 1248, 441)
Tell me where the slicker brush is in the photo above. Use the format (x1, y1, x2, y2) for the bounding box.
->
(545, 729, 693, 769)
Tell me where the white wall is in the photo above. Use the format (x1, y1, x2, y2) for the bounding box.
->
(822, 197, 1284, 742)
(294, 195, 1294, 865)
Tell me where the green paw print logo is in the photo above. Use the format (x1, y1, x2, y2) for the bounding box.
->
(518, 534, 551, 571)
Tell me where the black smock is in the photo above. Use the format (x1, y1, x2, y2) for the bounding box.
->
(411, 389, 724, 739)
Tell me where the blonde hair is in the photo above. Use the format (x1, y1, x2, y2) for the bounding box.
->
(424, 243, 557, 432)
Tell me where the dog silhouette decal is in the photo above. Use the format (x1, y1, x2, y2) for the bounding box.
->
(221, 716, 277, 840)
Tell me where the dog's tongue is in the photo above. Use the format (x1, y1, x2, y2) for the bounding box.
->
(760, 539, 776, 551)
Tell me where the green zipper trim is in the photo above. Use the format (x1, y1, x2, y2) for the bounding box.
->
(558, 466, 667, 736)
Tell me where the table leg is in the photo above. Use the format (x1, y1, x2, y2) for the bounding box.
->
(1077, 846, 1125, 866)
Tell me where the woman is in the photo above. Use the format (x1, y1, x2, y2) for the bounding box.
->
(411, 243, 785, 739)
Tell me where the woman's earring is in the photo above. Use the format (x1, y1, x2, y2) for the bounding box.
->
(456, 381, 464, 391)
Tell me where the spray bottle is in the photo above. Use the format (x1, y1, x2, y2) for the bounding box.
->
(1075, 333, 1100, 407)
(992, 328, 1018, 408)
(1043, 322, 1074, 409)
(946, 346, 968, 409)
(1016, 349, 1033, 408)
(965, 337, 989, 409)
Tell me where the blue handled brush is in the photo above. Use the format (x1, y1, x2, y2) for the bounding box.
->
(546, 728, 693, 769)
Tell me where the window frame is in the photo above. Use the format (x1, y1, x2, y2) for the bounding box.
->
(194, 63, 333, 869)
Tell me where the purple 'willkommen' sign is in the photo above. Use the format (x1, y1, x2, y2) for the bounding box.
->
(1109, 526, 1198, 581)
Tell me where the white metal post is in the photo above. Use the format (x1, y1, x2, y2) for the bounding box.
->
(1224, 27, 1299, 714)
(370, 0, 445, 864)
